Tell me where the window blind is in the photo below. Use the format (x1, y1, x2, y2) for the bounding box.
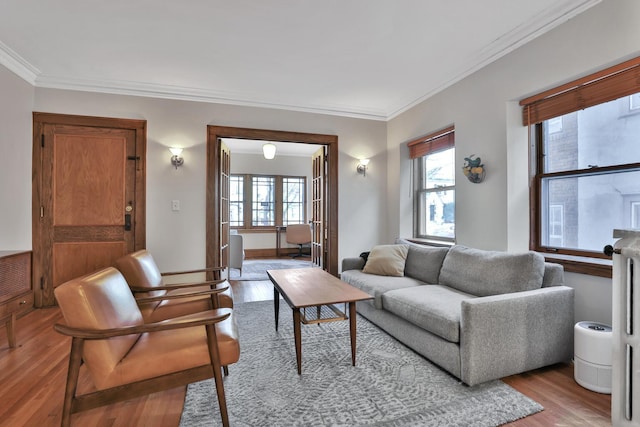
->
(408, 125, 455, 159)
(520, 56, 640, 126)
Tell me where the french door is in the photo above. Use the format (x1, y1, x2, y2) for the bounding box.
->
(206, 126, 339, 275)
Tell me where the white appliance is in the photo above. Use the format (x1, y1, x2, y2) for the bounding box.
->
(574, 321, 612, 393)
(609, 229, 640, 425)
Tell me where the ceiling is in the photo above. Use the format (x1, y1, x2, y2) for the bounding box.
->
(0, 0, 600, 121)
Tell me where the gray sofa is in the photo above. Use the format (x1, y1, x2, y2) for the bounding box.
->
(341, 241, 574, 386)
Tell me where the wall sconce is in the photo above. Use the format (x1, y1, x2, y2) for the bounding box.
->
(169, 147, 184, 169)
(262, 143, 276, 160)
(357, 158, 370, 177)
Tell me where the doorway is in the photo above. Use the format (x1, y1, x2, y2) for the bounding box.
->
(32, 113, 147, 307)
(206, 126, 339, 276)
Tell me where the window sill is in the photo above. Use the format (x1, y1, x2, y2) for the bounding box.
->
(232, 228, 279, 234)
(539, 253, 612, 278)
(405, 238, 454, 248)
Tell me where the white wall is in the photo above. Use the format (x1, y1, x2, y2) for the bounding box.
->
(387, 0, 640, 324)
(0, 65, 34, 250)
(30, 89, 387, 271)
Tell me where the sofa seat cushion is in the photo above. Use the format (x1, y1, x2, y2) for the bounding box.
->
(340, 270, 423, 309)
(382, 285, 476, 343)
(439, 245, 545, 297)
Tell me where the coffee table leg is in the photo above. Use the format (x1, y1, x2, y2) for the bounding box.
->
(349, 302, 357, 366)
(293, 308, 302, 374)
(274, 288, 280, 331)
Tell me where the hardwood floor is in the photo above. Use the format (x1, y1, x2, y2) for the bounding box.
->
(0, 276, 611, 427)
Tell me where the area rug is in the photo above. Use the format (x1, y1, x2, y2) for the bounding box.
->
(229, 259, 312, 281)
(179, 300, 543, 426)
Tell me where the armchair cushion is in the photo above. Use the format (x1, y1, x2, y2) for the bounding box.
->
(54, 268, 145, 388)
(101, 310, 239, 389)
(115, 249, 233, 320)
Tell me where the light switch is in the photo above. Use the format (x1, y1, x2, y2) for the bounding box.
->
(171, 200, 180, 211)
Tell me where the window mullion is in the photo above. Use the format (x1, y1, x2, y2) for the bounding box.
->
(275, 177, 283, 227)
(244, 174, 252, 229)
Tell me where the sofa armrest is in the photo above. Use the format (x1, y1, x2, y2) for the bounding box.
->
(342, 257, 365, 272)
(459, 285, 574, 386)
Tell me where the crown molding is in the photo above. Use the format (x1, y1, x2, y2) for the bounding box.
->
(387, 0, 602, 120)
(34, 74, 389, 122)
(0, 41, 39, 84)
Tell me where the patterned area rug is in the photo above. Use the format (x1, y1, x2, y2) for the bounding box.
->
(229, 259, 312, 281)
(180, 300, 543, 426)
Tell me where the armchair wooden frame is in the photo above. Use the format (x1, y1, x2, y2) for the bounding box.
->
(55, 286, 235, 427)
(114, 251, 234, 319)
(161, 266, 225, 280)
(157, 266, 229, 307)
(129, 278, 228, 308)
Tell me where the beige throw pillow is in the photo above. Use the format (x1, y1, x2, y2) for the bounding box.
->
(362, 244, 409, 277)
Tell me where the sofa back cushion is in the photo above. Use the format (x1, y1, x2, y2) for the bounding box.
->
(439, 245, 545, 296)
(404, 245, 449, 284)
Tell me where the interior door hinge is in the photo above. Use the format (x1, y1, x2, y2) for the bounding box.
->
(40, 206, 44, 218)
(40, 277, 44, 290)
(41, 134, 45, 147)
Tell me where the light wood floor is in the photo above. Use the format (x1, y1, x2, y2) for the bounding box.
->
(0, 277, 611, 427)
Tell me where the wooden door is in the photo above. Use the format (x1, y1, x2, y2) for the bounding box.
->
(32, 113, 146, 307)
(311, 146, 326, 269)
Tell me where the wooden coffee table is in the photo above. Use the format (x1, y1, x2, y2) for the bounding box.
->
(267, 268, 373, 374)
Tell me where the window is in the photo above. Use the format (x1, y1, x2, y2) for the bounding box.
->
(521, 57, 640, 271)
(252, 176, 275, 226)
(230, 175, 244, 227)
(230, 174, 307, 229)
(409, 126, 455, 241)
(282, 177, 306, 226)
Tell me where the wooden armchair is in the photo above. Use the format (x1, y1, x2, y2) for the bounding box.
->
(54, 267, 240, 427)
(115, 249, 234, 323)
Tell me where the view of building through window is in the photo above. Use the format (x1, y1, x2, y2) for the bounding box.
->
(539, 92, 640, 253)
(415, 147, 455, 240)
